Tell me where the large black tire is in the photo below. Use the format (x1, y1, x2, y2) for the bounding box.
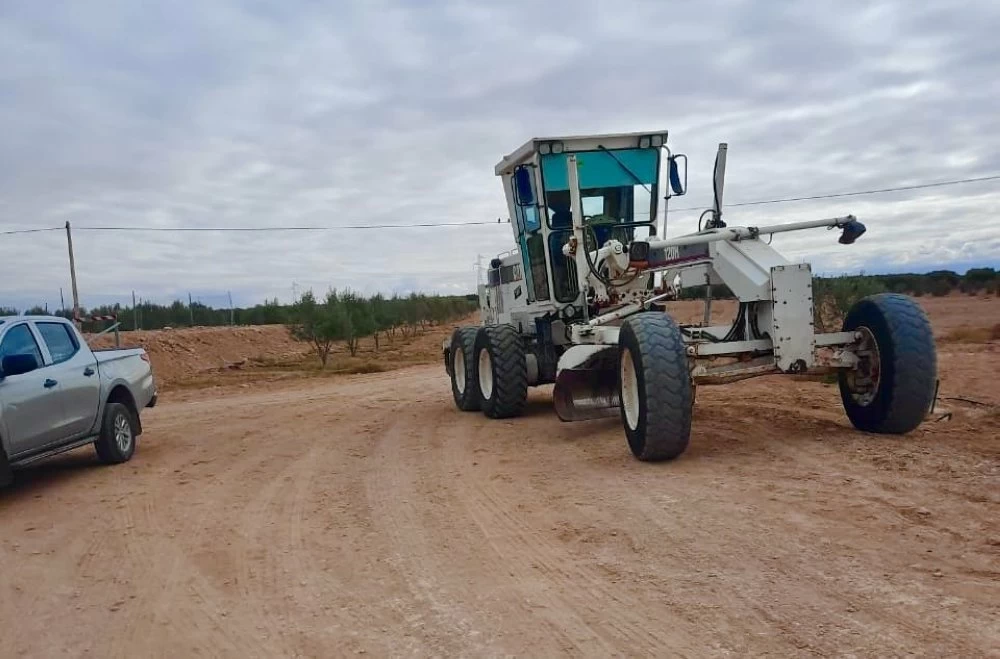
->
(839, 293, 937, 433)
(618, 312, 693, 461)
(474, 325, 528, 419)
(450, 327, 481, 411)
(94, 402, 138, 465)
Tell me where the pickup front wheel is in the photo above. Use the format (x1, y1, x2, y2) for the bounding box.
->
(95, 402, 137, 464)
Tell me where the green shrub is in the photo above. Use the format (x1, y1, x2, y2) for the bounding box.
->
(813, 275, 887, 332)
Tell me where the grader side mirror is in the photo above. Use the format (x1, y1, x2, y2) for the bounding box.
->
(667, 154, 687, 197)
(513, 165, 535, 206)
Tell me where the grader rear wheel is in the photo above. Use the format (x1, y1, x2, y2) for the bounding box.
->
(474, 325, 528, 419)
(618, 312, 693, 461)
(449, 327, 481, 412)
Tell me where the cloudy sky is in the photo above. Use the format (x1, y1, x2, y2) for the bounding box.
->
(2, 0, 998, 311)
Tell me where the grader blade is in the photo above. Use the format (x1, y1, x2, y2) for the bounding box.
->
(553, 368, 620, 421)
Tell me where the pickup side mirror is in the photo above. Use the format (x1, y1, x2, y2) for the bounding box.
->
(1, 353, 40, 378)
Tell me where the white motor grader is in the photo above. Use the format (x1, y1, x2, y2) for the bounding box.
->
(443, 131, 937, 461)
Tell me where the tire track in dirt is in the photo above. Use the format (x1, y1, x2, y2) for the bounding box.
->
(224, 388, 409, 655)
(743, 406, 1000, 654)
(364, 409, 505, 656)
(438, 408, 705, 657)
(103, 444, 276, 659)
(596, 395, 1000, 656)
(372, 403, 613, 655)
(94, 393, 328, 657)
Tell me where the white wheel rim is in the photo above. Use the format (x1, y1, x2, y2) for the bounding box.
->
(478, 348, 494, 400)
(454, 347, 466, 393)
(621, 348, 640, 430)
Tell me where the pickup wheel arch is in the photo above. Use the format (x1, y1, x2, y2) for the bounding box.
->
(105, 385, 142, 436)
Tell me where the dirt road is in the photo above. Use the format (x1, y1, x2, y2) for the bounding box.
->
(1, 353, 997, 657)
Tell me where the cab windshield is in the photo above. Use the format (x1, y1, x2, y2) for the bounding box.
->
(540, 147, 659, 227)
(540, 147, 660, 301)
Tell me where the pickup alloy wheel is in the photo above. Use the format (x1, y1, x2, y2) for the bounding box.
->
(95, 402, 137, 464)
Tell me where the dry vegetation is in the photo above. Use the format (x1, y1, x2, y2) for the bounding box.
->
(941, 322, 1000, 344)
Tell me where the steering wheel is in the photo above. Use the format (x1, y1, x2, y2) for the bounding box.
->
(582, 214, 618, 250)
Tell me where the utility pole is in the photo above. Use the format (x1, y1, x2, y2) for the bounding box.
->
(132, 290, 138, 331)
(59, 288, 65, 316)
(228, 291, 234, 326)
(65, 221, 80, 327)
(188, 292, 194, 326)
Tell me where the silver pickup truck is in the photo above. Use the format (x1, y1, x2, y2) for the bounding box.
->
(0, 316, 157, 485)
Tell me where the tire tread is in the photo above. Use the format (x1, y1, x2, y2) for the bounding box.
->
(479, 325, 528, 419)
(840, 293, 936, 433)
(450, 327, 481, 411)
(621, 312, 692, 461)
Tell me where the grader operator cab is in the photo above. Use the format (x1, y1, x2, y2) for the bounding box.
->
(444, 130, 937, 462)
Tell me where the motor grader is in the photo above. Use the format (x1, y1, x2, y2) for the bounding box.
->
(443, 130, 937, 461)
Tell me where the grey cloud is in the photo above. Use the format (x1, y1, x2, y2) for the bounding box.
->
(1, 0, 998, 312)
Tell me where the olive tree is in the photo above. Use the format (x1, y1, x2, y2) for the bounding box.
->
(288, 290, 349, 366)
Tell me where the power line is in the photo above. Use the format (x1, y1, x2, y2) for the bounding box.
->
(0, 220, 507, 235)
(75, 220, 505, 231)
(0, 227, 62, 235)
(2, 173, 998, 235)
(668, 173, 1000, 214)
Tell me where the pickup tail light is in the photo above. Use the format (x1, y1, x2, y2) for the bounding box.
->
(140, 352, 150, 363)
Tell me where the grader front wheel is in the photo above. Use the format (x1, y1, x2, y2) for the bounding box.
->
(618, 313, 693, 461)
(839, 293, 937, 433)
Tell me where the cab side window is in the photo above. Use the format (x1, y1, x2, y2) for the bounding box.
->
(0, 324, 44, 368)
(36, 322, 79, 364)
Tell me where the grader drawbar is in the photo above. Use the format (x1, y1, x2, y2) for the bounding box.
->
(443, 131, 937, 461)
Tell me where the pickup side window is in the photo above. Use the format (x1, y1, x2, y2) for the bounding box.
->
(0, 324, 44, 367)
(36, 322, 80, 364)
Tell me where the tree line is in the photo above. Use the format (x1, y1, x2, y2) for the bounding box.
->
(676, 267, 999, 301)
(864, 267, 999, 297)
(288, 290, 478, 364)
(1, 292, 479, 336)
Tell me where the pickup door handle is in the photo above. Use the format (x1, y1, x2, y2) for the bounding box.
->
(83, 367, 95, 377)
(43, 379, 58, 389)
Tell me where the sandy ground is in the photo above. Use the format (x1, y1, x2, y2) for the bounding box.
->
(1, 296, 997, 657)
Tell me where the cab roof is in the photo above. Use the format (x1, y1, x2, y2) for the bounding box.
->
(494, 129, 669, 176)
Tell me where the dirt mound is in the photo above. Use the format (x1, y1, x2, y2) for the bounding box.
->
(86, 325, 309, 388)
(84, 319, 473, 390)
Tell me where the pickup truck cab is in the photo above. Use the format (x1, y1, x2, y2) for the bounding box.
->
(0, 316, 157, 485)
